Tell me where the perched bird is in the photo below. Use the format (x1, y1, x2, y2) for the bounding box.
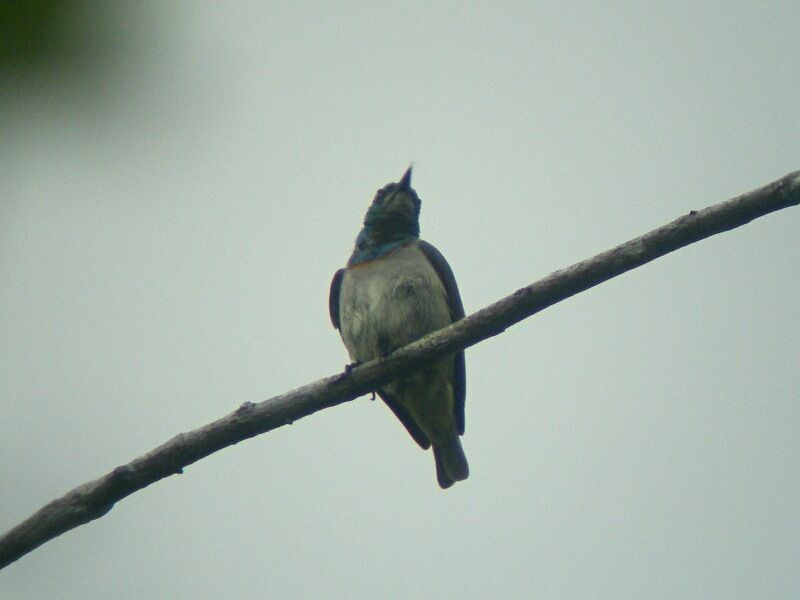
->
(329, 167, 469, 488)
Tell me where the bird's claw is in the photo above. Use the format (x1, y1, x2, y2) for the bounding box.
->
(344, 361, 362, 374)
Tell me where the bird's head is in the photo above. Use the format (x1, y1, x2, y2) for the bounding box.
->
(363, 166, 421, 236)
(349, 167, 421, 264)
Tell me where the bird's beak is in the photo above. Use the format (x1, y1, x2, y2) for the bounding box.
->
(398, 166, 412, 190)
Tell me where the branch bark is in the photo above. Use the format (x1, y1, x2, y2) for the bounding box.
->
(2, 171, 799, 569)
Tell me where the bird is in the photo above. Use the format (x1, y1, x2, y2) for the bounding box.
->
(329, 167, 469, 488)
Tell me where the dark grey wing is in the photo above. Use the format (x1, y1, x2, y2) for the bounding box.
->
(417, 240, 467, 435)
(329, 268, 345, 330)
(377, 390, 431, 449)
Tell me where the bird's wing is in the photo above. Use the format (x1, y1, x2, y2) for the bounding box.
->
(378, 390, 432, 449)
(329, 268, 345, 330)
(417, 240, 467, 435)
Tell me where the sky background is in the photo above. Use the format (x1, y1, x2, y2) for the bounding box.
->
(2, 2, 799, 598)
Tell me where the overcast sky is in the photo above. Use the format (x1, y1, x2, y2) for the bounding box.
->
(2, 3, 799, 599)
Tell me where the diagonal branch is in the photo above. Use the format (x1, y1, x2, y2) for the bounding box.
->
(2, 171, 799, 569)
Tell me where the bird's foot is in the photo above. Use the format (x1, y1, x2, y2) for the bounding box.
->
(344, 361, 362, 374)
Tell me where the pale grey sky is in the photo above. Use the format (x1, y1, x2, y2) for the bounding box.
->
(2, 3, 799, 599)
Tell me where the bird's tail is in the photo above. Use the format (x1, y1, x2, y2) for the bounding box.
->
(433, 432, 469, 489)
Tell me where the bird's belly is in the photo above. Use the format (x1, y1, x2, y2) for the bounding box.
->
(339, 253, 451, 363)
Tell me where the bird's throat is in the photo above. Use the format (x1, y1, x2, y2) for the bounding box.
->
(348, 235, 414, 266)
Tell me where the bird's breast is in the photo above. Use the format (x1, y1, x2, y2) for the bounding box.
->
(338, 243, 451, 362)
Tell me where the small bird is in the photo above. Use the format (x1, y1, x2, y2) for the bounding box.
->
(329, 167, 469, 488)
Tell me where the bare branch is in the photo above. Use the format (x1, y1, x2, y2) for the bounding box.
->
(2, 171, 798, 569)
